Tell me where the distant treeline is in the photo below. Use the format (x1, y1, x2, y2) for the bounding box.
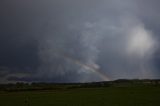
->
(0, 79, 160, 92)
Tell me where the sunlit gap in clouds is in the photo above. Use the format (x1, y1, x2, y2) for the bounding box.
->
(126, 23, 157, 79)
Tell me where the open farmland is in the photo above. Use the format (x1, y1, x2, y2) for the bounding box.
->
(0, 82, 160, 106)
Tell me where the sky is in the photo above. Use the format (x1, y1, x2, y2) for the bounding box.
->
(0, 0, 160, 83)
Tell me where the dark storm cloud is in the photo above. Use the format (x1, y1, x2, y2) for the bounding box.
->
(0, 0, 160, 83)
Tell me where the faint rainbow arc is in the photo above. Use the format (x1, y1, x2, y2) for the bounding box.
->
(54, 51, 110, 81)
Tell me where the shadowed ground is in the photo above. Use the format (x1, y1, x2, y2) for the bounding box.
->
(0, 86, 160, 106)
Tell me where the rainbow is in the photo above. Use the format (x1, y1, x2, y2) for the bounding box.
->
(54, 51, 110, 81)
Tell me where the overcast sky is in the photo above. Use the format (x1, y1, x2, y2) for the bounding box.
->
(0, 0, 160, 83)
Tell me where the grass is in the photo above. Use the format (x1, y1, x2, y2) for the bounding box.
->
(0, 86, 160, 106)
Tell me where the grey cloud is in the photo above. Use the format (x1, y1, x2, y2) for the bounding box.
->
(0, 0, 160, 83)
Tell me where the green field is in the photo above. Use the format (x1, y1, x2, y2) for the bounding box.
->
(0, 86, 160, 106)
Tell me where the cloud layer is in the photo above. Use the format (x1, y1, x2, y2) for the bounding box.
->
(0, 0, 160, 83)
